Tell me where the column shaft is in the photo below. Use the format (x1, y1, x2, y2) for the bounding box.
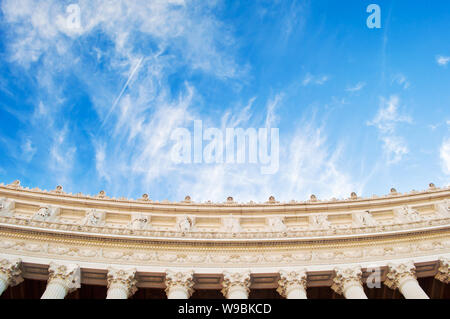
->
(41, 281, 68, 299)
(167, 287, 190, 299)
(343, 285, 368, 299)
(106, 287, 129, 299)
(285, 286, 307, 299)
(399, 279, 429, 299)
(227, 286, 249, 299)
(385, 262, 429, 299)
(0, 276, 8, 296)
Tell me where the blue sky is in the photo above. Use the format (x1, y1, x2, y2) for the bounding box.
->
(0, 0, 449, 203)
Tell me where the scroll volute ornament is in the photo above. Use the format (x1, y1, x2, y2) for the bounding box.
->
(164, 270, 195, 297)
(0, 258, 23, 286)
(221, 271, 251, 296)
(384, 261, 416, 290)
(107, 268, 137, 297)
(435, 258, 450, 284)
(47, 262, 81, 292)
(277, 269, 307, 298)
(331, 266, 363, 295)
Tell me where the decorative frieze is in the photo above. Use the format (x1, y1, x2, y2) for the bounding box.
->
(32, 206, 60, 222)
(394, 206, 423, 222)
(0, 212, 448, 240)
(130, 213, 150, 230)
(83, 209, 105, 226)
(0, 235, 448, 268)
(176, 216, 194, 232)
(0, 198, 15, 217)
(353, 211, 378, 227)
(437, 202, 450, 218)
(309, 214, 330, 229)
(222, 217, 242, 233)
(267, 217, 287, 232)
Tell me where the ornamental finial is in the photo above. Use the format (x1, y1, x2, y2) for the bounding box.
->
(183, 195, 191, 203)
(97, 190, 106, 198)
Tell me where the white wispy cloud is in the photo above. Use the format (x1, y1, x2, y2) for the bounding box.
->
(21, 138, 36, 162)
(265, 94, 283, 128)
(49, 126, 77, 175)
(367, 95, 412, 164)
(392, 74, 410, 89)
(381, 136, 409, 164)
(346, 82, 366, 93)
(441, 138, 450, 175)
(1, 0, 359, 202)
(436, 55, 450, 67)
(302, 73, 329, 86)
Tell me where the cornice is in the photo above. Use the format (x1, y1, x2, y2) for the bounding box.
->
(1, 181, 449, 213)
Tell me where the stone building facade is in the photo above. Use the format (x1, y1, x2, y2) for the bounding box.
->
(0, 180, 449, 299)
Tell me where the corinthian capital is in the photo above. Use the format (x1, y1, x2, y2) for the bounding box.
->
(331, 266, 363, 295)
(221, 270, 251, 297)
(435, 257, 450, 284)
(384, 261, 416, 290)
(107, 267, 138, 297)
(0, 258, 23, 286)
(47, 262, 81, 293)
(277, 269, 307, 298)
(165, 270, 195, 298)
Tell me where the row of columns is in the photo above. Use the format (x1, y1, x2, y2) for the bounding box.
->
(0, 258, 449, 299)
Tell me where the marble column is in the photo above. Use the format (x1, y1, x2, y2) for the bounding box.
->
(106, 267, 137, 299)
(384, 261, 429, 299)
(277, 269, 308, 299)
(0, 258, 23, 296)
(221, 271, 251, 299)
(435, 257, 449, 284)
(165, 270, 195, 299)
(41, 262, 80, 299)
(331, 266, 368, 299)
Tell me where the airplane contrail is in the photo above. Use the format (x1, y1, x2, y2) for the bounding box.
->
(101, 56, 144, 128)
